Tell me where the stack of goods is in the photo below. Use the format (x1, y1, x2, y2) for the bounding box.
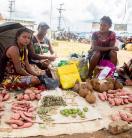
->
(98, 89, 132, 106)
(74, 80, 96, 104)
(16, 88, 41, 101)
(6, 101, 36, 129)
(0, 89, 10, 119)
(37, 95, 67, 122)
(111, 106, 132, 123)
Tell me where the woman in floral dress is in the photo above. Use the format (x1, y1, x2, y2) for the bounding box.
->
(1, 28, 41, 90)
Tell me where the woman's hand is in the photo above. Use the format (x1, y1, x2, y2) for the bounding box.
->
(111, 47, 119, 51)
(47, 55, 57, 61)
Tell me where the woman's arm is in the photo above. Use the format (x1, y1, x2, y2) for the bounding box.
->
(24, 51, 40, 76)
(48, 40, 54, 54)
(6, 46, 30, 76)
(27, 44, 56, 61)
(91, 40, 114, 51)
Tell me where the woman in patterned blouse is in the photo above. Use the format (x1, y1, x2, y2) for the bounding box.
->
(88, 16, 119, 78)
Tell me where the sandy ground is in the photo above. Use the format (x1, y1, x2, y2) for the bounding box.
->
(53, 40, 132, 66)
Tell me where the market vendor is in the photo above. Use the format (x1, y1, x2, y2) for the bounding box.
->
(88, 16, 118, 78)
(28, 22, 57, 70)
(0, 28, 41, 89)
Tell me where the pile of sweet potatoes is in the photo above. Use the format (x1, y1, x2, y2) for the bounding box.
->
(16, 88, 41, 101)
(6, 101, 36, 129)
(98, 89, 132, 106)
(0, 89, 10, 119)
(111, 110, 132, 123)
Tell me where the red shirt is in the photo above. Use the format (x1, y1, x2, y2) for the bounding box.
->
(92, 31, 116, 47)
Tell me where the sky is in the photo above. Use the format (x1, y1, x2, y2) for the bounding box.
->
(0, 0, 132, 32)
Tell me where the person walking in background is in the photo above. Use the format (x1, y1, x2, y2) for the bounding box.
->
(88, 16, 118, 78)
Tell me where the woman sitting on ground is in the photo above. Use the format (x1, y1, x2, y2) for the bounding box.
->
(88, 16, 119, 78)
(1, 28, 42, 89)
(117, 58, 132, 86)
(28, 22, 57, 70)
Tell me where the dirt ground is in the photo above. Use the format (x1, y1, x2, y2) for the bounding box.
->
(28, 128, 132, 138)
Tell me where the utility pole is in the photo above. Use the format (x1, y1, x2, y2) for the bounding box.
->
(57, 3, 65, 31)
(8, 0, 15, 21)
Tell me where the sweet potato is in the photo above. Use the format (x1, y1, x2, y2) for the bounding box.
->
(28, 107, 36, 112)
(119, 112, 128, 122)
(108, 98, 115, 106)
(107, 94, 115, 98)
(29, 93, 36, 100)
(17, 94, 24, 101)
(11, 113, 20, 120)
(3, 93, 10, 101)
(123, 98, 129, 104)
(128, 97, 132, 103)
(98, 93, 106, 101)
(114, 98, 122, 106)
(12, 106, 27, 111)
(127, 117, 132, 122)
(11, 124, 18, 129)
(20, 112, 33, 122)
(103, 92, 107, 100)
(111, 114, 121, 121)
(6, 119, 24, 126)
(24, 89, 33, 94)
(36, 94, 41, 100)
(23, 94, 30, 101)
(0, 102, 4, 109)
(18, 122, 33, 128)
(24, 112, 34, 118)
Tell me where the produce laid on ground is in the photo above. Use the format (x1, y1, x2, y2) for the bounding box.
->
(60, 107, 88, 118)
(6, 101, 36, 129)
(36, 90, 101, 126)
(16, 88, 42, 101)
(74, 80, 96, 104)
(111, 105, 132, 123)
(0, 89, 10, 102)
(91, 78, 123, 93)
(98, 89, 132, 106)
(41, 95, 67, 107)
(0, 89, 10, 119)
(37, 95, 67, 124)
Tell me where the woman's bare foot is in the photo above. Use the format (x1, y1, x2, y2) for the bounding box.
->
(125, 79, 132, 86)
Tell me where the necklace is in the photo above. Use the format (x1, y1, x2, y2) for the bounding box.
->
(19, 48, 25, 62)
